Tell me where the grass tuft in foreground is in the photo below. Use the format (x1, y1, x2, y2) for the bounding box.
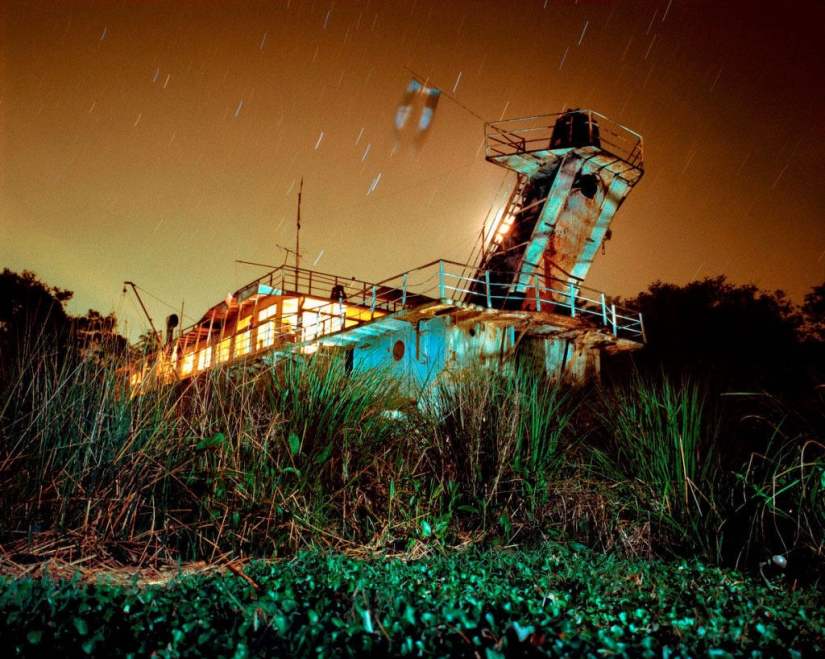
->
(596, 372, 723, 559)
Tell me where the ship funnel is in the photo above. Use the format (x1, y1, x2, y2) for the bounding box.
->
(165, 314, 179, 345)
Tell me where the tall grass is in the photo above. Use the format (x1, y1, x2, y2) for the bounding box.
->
(0, 340, 583, 559)
(406, 363, 579, 547)
(1, 331, 134, 540)
(0, 340, 412, 560)
(597, 372, 723, 558)
(1, 335, 822, 572)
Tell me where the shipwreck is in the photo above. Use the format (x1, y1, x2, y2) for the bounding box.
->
(127, 109, 645, 394)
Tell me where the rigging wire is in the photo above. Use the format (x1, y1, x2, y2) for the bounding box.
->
(126, 282, 196, 325)
(403, 66, 488, 124)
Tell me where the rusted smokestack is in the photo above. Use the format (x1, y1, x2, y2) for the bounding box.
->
(165, 314, 179, 346)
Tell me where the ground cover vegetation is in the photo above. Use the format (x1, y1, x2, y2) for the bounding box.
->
(1, 269, 824, 655)
(3, 546, 824, 658)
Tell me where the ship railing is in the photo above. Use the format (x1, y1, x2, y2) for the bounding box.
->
(163, 264, 413, 349)
(485, 110, 644, 170)
(376, 259, 644, 341)
(231, 264, 411, 315)
(127, 259, 643, 392)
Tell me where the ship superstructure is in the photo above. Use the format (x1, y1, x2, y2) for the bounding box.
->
(127, 109, 645, 394)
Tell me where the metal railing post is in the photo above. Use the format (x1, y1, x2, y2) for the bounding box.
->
(569, 283, 576, 318)
(370, 285, 377, 319)
(611, 304, 617, 336)
(639, 312, 647, 343)
(485, 270, 491, 308)
(402, 273, 407, 306)
(439, 261, 445, 300)
(535, 274, 542, 312)
(601, 293, 607, 327)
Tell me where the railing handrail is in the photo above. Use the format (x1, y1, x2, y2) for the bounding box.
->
(484, 109, 644, 170)
(132, 258, 644, 389)
(174, 259, 642, 339)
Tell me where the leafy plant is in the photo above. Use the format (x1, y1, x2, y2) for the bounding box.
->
(2, 545, 822, 657)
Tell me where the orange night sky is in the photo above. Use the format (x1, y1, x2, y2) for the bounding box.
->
(2, 0, 823, 341)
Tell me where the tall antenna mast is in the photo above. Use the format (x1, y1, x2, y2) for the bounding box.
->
(296, 177, 303, 272)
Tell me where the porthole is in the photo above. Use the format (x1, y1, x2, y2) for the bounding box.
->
(392, 340, 405, 361)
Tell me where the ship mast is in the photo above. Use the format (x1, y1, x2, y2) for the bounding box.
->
(296, 177, 303, 273)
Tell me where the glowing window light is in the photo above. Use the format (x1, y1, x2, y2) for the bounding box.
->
(197, 347, 211, 371)
(491, 214, 517, 245)
(302, 311, 320, 341)
(236, 330, 252, 356)
(281, 299, 299, 340)
(303, 300, 340, 337)
(484, 207, 506, 246)
(302, 297, 329, 309)
(282, 298, 299, 321)
(217, 338, 231, 363)
(257, 320, 276, 349)
(182, 352, 195, 375)
(258, 304, 278, 322)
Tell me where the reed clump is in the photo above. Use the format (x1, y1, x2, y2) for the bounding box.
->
(595, 372, 723, 558)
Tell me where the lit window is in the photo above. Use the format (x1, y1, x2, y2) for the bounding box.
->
(282, 298, 299, 319)
(302, 311, 319, 341)
(281, 299, 299, 340)
(258, 304, 278, 322)
(302, 298, 327, 310)
(301, 299, 340, 337)
(197, 347, 211, 371)
(495, 216, 515, 243)
(236, 330, 251, 356)
(182, 352, 195, 375)
(217, 338, 231, 363)
(257, 320, 277, 349)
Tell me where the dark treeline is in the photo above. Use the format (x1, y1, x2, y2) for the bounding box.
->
(610, 275, 825, 396)
(0, 268, 127, 366)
